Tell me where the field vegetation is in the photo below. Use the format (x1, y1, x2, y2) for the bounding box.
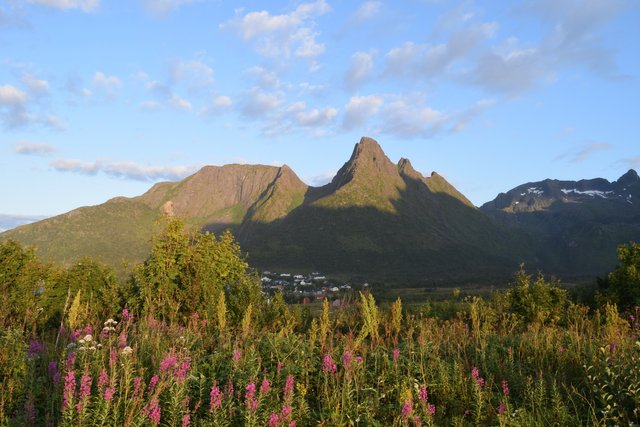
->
(1, 218, 639, 426)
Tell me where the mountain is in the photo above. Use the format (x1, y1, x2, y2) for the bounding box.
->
(481, 169, 640, 275)
(1, 137, 532, 281)
(4, 136, 636, 281)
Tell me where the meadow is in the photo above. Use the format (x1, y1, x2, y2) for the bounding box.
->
(1, 219, 639, 426)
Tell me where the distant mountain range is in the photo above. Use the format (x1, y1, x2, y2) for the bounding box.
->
(2, 137, 638, 282)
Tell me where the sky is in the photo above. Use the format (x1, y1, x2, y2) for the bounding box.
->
(1, 0, 639, 223)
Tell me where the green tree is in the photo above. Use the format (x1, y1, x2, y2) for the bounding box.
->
(598, 242, 640, 309)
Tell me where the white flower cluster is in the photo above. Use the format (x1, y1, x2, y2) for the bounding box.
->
(102, 318, 118, 333)
(78, 334, 97, 351)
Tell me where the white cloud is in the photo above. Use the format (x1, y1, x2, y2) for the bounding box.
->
(170, 59, 214, 91)
(0, 84, 27, 106)
(14, 140, 57, 156)
(379, 94, 447, 138)
(451, 98, 496, 133)
(168, 94, 192, 111)
(343, 95, 383, 130)
(51, 158, 200, 181)
(241, 87, 284, 118)
(140, 100, 162, 110)
(212, 95, 232, 108)
(353, 1, 382, 23)
(294, 106, 337, 126)
(25, 0, 100, 12)
(142, 0, 196, 15)
(21, 74, 49, 96)
(556, 141, 614, 163)
(92, 72, 122, 98)
(221, 0, 330, 61)
(344, 51, 375, 91)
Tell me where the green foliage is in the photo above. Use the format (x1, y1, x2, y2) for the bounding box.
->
(598, 242, 640, 309)
(132, 217, 262, 324)
(506, 265, 569, 325)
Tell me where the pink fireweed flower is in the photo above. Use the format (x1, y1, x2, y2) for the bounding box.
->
(118, 333, 127, 349)
(413, 415, 422, 427)
(63, 370, 76, 409)
(428, 404, 436, 416)
(342, 350, 353, 370)
(277, 361, 283, 374)
(401, 399, 413, 419)
(269, 412, 279, 427)
(418, 385, 428, 402)
(104, 387, 115, 401)
(245, 382, 258, 412)
(98, 368, 109, 390)
(289, 421, 296, 427)
(233, 350, 242, 363)
(122, 307, 132, 322)
(109, 348, 117, 368)
(174, 359, 191, 383)
(133, 376, 143, 396)
(498, 402, 505, 415)
(322, 354, 337, 374)
(65, 352, 76, 371)
(471, 367, 485, 387)
(70, 329, 82, 342)
(160, 352, 177, 373)
(501, 380, 509, 397)
(356, 355, 363, 363)
(210, 386, 222, 412)
(392, 348, 400, 362)
(148, 375, 159, 394)
(144, 398, 161, 425)
(260, 378, 270, 395)
(182, 413, 190, 427)
(559, 346, 565, 353)
(76, 373, 92, 413)
(284, 375, 294, 400)
(281, 404, 293, 419)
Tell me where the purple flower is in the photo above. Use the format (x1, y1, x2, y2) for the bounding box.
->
(48, 361, 59, 384)
(498, 402, 505, 415)
(260, 378, 270, 395)
(174, 360, 191, 383)
(342, 350, 353, 370)
(160, 352, 177, 373)
(501, 380, 509, 397)
(322, 354, 337, 374)
(133, 376, 143, 396)
(210, 386, 222, 412)
(392, 348, 400, 362)
(401, 399, 413, 419)
(76, 373, 92, 413)
(65, 352, 76, 371)
(610, 342, 617, 354)
(63, 371, 76, 409)
(148, 375, 159, 394)
(428, 404, 436, 416)
(122, 307, 132, 322)
(28, 339, 45, 358)
(117, 333, 127, 349)
(182, 413, 190, 427)
(104, 387, 115, 401)
(471, 367, 480, 379)
(418, 385, 428, 402)
(144, 398, 161, 425)
(269, 412, 279, 427)
(356, 355, 363, 363)
(98, 368, 109, 390)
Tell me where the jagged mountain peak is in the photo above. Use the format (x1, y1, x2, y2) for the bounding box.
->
(616, 169, 639, 187)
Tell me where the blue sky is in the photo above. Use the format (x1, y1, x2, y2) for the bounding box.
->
(1, 0, 639, 220)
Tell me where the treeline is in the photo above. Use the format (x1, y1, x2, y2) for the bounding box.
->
(0, 219, 639, 425)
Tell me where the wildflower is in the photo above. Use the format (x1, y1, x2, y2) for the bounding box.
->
(76, 373, 92, 413)
(393, 348, 400, 362)
(559, 346, 565, 353)
(501, 380, 509, 397)
(182, 413, 190, 427)
(471, 367, 485, 387)
(144, 398, 161, 425)
(48, 361, 59, 380)
(24, 395, 36, 424)
(83, 334, 93, 343)
(28, 339, 45, 358)
(342, 350, 353, 370)
(98, 368, 109, 390)
(277, 361, 283, 374)
(401, 398, 413, 419)
(428, 404, 436, 416)
(284, 374, 294, 399)
(122, 307, 133, 322)
(70, 329, 82, 342)
(121, 346, 133, 355)
(260, 378, 270, 395)
(289, 422, 296, 427)
(418, 385, 428, 402)
(281, 404, 293, 419)
(109, 348, 118, 367)
(233, 350, 242, 363)
(160, 352, 177, 373)
(148, 375, 159, 393)
(104, 318, 117, 326)
(104, 387, 115, 401)
(630, 314, 636, 324)
(269, 412, 279, 427)
(322, 354, 337, 374)
(356, 355, 363, 363)
(133, 377, 143, 396)
(245, 382, 258, 412)
(66, 352, 76, 371)
(413, 416, 422, 427)
(118, 333, 127, 349)
(174, 360, 191, 383)
(498, 402, 505, 415)
(610, 342, 617, 354)
(210, 386, 222, 412)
